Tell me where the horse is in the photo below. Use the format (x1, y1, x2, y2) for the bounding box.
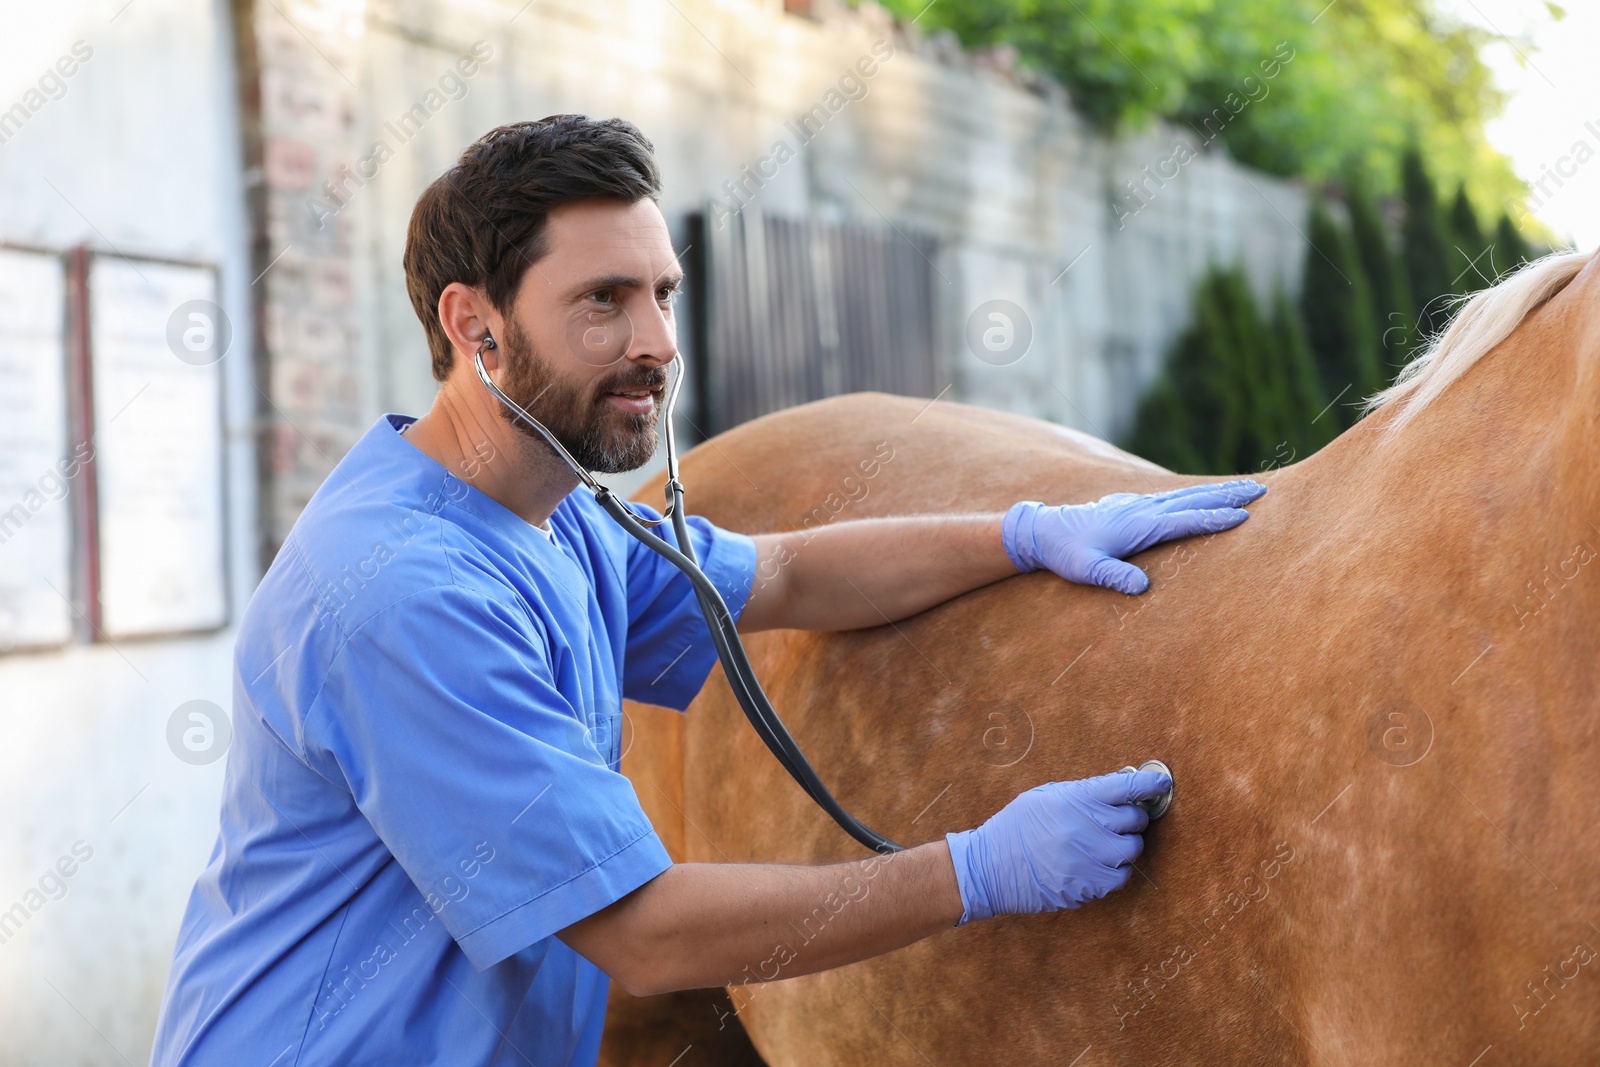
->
(599, 248, 1600, 1066)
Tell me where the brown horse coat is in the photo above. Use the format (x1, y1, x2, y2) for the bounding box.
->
(602, 250, 1600, 1066)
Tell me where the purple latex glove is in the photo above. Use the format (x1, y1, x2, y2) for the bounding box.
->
(1002, 480, 1267, 594)
(944, 768, 1172, 924)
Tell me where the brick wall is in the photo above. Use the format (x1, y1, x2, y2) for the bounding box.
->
(237, 0, 369, 564)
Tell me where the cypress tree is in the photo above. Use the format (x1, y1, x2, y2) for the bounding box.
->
(1269, 293, 1333, 460)
(1301, 202, 1382, 428)
(1166, 275, 1243, 473)
(1126, 269, 1246, 474)
(1128, 266, 1353, 473)
(1214, 269, 1285, 472)
(1448, 186, 1491, 291)
(1400, 149, 1453, 342)
(1346, 172, 1413, 381)
(1125, 376, 1207, 475)
(1494, 214, 1536, 273)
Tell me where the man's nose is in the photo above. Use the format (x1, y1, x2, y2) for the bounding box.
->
(627, 296, 677, 367)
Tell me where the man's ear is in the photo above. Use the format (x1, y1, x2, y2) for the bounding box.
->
(438, 282, 498, 371)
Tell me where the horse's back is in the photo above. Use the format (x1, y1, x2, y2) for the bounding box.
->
(667, 392, 1175, 527)
(606, 391, 1599, 1066)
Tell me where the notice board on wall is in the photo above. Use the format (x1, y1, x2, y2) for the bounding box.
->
(89, 257, 227, 639)
(0, 248, 72, 651)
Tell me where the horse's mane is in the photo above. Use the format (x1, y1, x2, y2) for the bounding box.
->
(1365, 249, 1590, 432)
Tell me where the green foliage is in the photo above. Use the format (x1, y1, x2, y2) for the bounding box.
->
(881, 0, 1531, 213)
(1213, 270, 1290, 471)
(1301, 203, 1382, 425)
(1124, 376, 1207, 476)
(1401, 148, 1454, 343)
(1167, 274, 1243, 472)
(1124, 141, 1551, 475)
(1346, 172, 1413, 380)
(1494, 214, 1537, 274)
(1125, 268, 1325, 474)
(888, 0, 1225, 130)
(1448, 185, 1492, 292)
(1127, 273, 1234, 474)
(1268, 292, 1333, 459)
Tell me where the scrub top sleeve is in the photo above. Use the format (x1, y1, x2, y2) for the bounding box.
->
(621, 507, 757, 710)
(307, 584, 672, 970)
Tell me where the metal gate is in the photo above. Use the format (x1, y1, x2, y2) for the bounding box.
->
(688, 208, 941, 437)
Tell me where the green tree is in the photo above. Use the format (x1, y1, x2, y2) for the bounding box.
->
(1301, 203, 1381, 427)
(1126, 268, 1331, 473)
(1448, 185, 1491, 292)
(1493, 214, 1537, 274)
(1269, 292, 1333, 459)
(883, 0, 1535, 214)
(1400, 149, 1453, 343)
(1346, 172, 1414, 381)
(1125, 376, 1207, 475)
(1166, 277, 1243, 473)
(1212, 270, 1287, 471)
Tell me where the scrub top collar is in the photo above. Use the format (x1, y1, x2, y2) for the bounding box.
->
(383, 412, 563, 547)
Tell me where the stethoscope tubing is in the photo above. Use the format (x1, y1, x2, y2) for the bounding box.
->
(600, 486, 902, 853)
(476, 343, 903, 853)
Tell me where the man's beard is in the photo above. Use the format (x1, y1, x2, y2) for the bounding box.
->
(496, 318, 665, 474)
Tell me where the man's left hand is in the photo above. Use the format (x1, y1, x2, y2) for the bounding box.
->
(1001, 480, 1268, 595)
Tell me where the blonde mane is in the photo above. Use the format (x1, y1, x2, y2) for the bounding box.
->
(1365, 249, 1590, 432)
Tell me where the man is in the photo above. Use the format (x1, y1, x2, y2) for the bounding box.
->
(151, 115, 1265, 1066)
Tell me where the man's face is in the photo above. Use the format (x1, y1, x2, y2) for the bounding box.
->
(493, 197, 681, 474)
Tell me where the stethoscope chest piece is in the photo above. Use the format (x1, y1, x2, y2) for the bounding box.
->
(1119, 758, 1174, 820)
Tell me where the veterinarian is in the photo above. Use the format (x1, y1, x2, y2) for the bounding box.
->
(150, 115, 1265, 1066)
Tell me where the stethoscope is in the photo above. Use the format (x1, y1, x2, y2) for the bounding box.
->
(473, 336, 1175, 853)
(473, 334, 907, 853)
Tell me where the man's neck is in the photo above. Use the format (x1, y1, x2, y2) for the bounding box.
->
(401, 378, 581, 527)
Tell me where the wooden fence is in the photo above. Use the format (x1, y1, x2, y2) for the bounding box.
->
(688, 208, 941, 437)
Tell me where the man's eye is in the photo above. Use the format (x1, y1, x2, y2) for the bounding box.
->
(658, 287, 679, 303)
(590, 289, 614, 304)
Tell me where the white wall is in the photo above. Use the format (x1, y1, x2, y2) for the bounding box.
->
(0, 0, 254, 1062)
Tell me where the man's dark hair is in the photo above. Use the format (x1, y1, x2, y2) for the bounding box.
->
(403, 115, 662, 381)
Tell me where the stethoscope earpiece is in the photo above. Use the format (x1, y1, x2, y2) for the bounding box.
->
(479, 333, 497, 352)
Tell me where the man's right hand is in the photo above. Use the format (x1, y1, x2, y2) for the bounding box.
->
(944, 768, 1172, 923)
(559, 769, 1168, 996)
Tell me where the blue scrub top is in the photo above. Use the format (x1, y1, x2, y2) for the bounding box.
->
(151, 413, 757, 1067)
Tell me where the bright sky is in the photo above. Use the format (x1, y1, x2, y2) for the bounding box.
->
(1438, 0, 1600, 250)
